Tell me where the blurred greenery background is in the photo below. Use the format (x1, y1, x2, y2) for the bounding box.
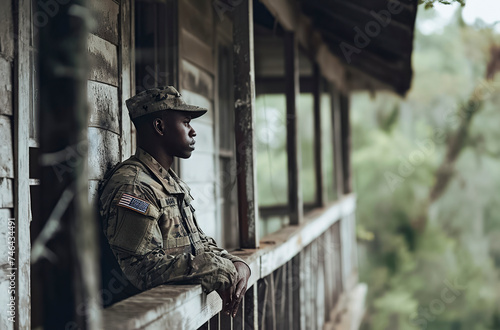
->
(352, 3, 500, 330)
(253, 2, 500, 328)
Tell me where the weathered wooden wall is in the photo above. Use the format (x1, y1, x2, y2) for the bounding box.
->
(0, 0, 133, 327)
(87, 0, 134, 207)
(178, 0, 221, 242)
(0, 0, 15, 328)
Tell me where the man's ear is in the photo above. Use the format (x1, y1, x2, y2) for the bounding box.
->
(153, 117, 165, 136)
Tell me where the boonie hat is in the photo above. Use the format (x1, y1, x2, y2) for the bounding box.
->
(125, 86, 208, 120)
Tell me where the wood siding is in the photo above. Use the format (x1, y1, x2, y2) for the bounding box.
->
(87, 0, 134, 206)
(178, 0, 219, 242)
(0, 0, 17, 328)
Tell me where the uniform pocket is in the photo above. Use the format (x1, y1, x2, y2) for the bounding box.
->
(111, 206, 161, 255)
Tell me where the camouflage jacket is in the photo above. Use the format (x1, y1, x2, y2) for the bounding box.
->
(98, 147, 248, 293)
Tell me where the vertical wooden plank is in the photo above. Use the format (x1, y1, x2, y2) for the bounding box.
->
(244, 284, 258, 329)
(323, 227, 335, 318)
(333, 221, 344, 299)
(263, 275, 276, 330)
(233, 0, 259, 248)
(257, 278, 268, 329)
(285, 260, 293, 330)
(209, 314, 219, 330)
(331, 86, 344, 199)
(213, 19, 222, 249)
(13, 0, 30, 328)
(171, 0, 181, 177)
(130, 0, 136, 154)
(298, 249, 307, 330)
(120, 0, 132, 160)
(278, 265, 287, 330)
(292, 254, 301, 330)
(284, 31, 303, 225)
(219, 308, 232, 329)
(313, 64, 326, 207)
(340, 93, 352, 194)
(233, 293, 244, 330)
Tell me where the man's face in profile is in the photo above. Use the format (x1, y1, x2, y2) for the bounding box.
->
(162, 111, 197, 159)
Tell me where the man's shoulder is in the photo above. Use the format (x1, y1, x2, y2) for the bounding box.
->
(107, 161, 142, 187)
(100, 159, 145, 197)
(101, 158, 165, 201)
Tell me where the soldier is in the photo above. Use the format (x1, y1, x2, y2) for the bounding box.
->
(98, 86, 250, 317)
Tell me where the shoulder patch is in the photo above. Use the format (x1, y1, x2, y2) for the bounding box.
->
(117, 193, 150, 214)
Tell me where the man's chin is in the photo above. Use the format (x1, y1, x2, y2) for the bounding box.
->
(177, 152, 193, 159)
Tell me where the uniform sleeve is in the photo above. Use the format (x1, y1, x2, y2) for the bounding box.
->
(197, 224, 251, 276)
(103, 185, 238, 293)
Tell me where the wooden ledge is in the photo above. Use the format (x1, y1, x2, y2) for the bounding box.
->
(232, 193, 356, 278)
(103, 285, 221, 329)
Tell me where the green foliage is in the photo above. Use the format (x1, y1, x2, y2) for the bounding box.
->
(354, 6, 500, 330)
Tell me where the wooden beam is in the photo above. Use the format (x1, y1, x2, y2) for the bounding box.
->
(233, 0, 259, 249)
(255, 76, 316, 95)
(284, 31, 303, 225)
(13, 0, 30, 327)
(313, 64, 326, 207)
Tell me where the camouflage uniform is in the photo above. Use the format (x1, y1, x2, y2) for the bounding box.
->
(99, 148, 248, 293)
(98, 86, 248, 295)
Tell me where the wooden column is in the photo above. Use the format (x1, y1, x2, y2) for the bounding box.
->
(284, 31, 303, 225)
(233, 0, 259, 248)
(331, 86, 344, 199)
(13, 0, 31, 327)
(37, 0, 101, 328)
(340, 93, 352, 194)
(120, 0, 133, 160)
(313, 64, 326, 207)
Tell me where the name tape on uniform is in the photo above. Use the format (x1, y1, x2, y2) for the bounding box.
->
(117, 193, 150, 214)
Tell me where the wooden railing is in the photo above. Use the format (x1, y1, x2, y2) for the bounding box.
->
(102, 194, 363, 329)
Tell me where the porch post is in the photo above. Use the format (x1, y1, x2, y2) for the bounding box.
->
(313, 64, 326, 207)
(13, 0, 30, 327)
(233, 0, 259, 249)
(331, 86, 344, 198)
(284, 31, 303, 225)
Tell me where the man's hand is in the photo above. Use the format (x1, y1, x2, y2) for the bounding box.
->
(229, 261, 251, 317)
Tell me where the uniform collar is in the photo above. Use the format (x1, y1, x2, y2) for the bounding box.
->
(134, 147, 185, 195)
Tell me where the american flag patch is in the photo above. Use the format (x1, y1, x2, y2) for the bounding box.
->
(117, 193, 150, 214)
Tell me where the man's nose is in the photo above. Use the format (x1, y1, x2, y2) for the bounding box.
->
(190, 127, 196, 137)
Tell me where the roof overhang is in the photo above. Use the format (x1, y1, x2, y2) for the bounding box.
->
(258, 0, 418, 96)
